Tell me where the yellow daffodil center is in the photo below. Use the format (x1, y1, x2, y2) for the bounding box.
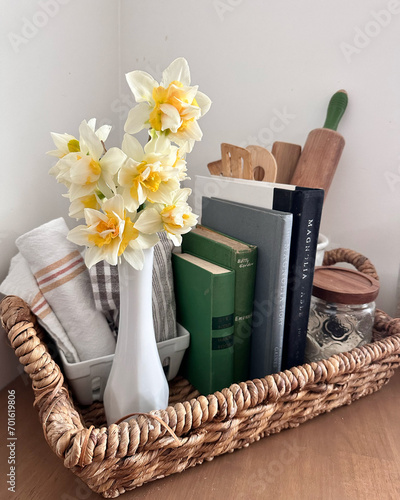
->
(87, 211, 139, 256)
(67, 139, 80, 153)
(149, 80, 199, 132)
(86, 159, 101, 185)
(118, 216, 139, 256)
(160, 204, 176, 220)
(161, 204, 189, 229)
(90, 159, 101, 176)
(130, 163, 162, 199)
(88, 213, 120, 247)
(141, 169, 161, 192)
(81, 194, 100, 210)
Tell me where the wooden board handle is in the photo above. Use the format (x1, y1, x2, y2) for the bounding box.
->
(246, 145, 277, 182)
(221, 143, 252, 179)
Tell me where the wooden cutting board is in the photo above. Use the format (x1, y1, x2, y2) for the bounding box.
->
(272, 142, 301, 184)
(207, 144, 277, 182)
(246, 145, 277, 182)
(220, 143, 253, 179)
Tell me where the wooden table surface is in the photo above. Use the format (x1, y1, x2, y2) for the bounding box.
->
(1, 370, 400, 500)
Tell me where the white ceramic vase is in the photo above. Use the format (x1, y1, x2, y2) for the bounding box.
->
(103, 247, 169, 426)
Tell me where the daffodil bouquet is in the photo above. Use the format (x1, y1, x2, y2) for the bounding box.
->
(48, 58, 211, 270)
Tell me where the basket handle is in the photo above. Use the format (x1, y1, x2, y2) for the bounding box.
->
(322, 248, 379, 281)
(0, 295, 63, 395)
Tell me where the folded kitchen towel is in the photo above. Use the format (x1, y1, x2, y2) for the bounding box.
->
(89, 231, 177, 342)
(152, 232, 177, 342)
(16, 218, 116, 361)
(89, 260, 120, 312)
(0, 253, 80, 363)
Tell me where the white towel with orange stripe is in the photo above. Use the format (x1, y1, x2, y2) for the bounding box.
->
(0, 252, 80, 363)
(15, 218, 116, 362)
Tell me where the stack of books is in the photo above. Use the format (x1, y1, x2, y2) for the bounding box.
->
(172, 175, 324, 396)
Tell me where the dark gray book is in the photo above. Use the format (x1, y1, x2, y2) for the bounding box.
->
(201, 197, 292, 378)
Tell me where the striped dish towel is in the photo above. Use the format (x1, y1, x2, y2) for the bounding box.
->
(152, 232, 177, 342)
(90, 260, 120, 312)
(16, 218, 116, 362)
(89, 232, 177, 342)
(0, 253, 80, 363)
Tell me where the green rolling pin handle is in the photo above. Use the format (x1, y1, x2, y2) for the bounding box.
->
(323, 89, 348, 131)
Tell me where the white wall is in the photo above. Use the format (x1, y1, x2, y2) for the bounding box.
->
(0, 0, 120, 388)
(1, 0, 399, 387)
(120, 0, 400, 314)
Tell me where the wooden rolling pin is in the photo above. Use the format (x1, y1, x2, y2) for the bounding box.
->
(290, 90, 348, 195)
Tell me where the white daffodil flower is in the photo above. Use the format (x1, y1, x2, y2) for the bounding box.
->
(134, 188, 198, 246)
(49, 153, 74, 188)
(47, 118, 112, 158)
(68, 192, 102, 220)
(48, 58, 210, 271)
(54, 120, 126, 201)
(124, 57, 211, 151)
(118, 133, 182, 212)
(67, 195, 158, 270)
(47, 132, 79, 158)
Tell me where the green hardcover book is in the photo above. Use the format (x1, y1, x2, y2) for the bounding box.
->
(182, 226, 257, 383)
(172, 252, 235, 395)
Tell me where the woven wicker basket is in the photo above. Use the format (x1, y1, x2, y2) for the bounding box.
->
(1, 248, 400, 498)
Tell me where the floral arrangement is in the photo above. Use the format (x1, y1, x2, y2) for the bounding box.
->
(48, 58, 211, 270)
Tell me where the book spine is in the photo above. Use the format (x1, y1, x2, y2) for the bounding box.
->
(211, 272, 235, 392)
(182, 232, 257, 382)
(273, 189, 324, 369)
(231, 252, 256, 382)
(172, 254, 235, 394)
(266, 217, 292, 375)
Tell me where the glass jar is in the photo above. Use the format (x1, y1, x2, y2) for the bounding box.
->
(305, 266, 380, 363)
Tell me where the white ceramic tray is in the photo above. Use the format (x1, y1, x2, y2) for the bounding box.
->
(59, 324, 190, 405)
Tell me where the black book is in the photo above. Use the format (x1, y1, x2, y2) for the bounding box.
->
(273, 187, 324, 369)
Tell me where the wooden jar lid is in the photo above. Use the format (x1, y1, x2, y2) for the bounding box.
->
(312, 266, 380, 305)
